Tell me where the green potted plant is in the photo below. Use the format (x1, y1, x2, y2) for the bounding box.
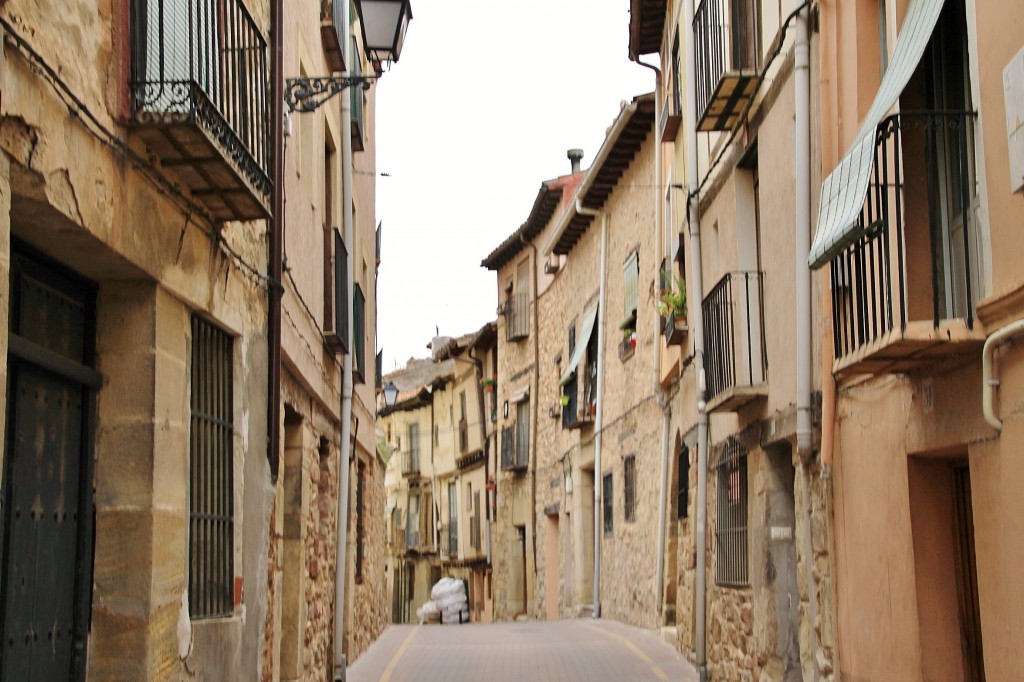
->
(657, 276, 688, 344)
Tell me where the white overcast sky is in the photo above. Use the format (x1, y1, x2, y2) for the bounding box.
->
(374, 0, 653, 372)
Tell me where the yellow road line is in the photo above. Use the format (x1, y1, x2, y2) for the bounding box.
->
(379, 626, 419, 682)
(582, 621, 652, 664)
(653, 666, 669, 680)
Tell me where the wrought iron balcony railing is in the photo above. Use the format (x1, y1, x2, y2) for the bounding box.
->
(701, 270, 767, 411)
(828, 111, 982, 373)
(402, 450, 420, 477)
(693, 0, 760, 132)
(130, 0, 271, 221)
(445, 522, 458, 558)
(504, 293, 530, 341)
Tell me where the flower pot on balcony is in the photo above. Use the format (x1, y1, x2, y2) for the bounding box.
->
(666, 314, 688, 345)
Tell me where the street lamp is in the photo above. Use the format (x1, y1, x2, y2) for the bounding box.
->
(285, 0, 412, 113)
(357, 0, 412, 69)
(383, 381, 400, 408)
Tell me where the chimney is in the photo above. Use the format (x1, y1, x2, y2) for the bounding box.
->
(567, 148, 584, 174)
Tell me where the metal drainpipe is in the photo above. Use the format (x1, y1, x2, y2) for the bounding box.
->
(576, 200, 606, 618)
(632, 55, 672, 620)
(268, 0, 284, 484)
(333, 1, 355, 678)
(682, 0, 709, 677)
(519, 233, 541, 613)
(467, 347, 491, 569)
(794, 9, 821, 680)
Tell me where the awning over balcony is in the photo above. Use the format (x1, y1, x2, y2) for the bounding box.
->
(808, 0, 946, 269)
(559, 303, 598, 387)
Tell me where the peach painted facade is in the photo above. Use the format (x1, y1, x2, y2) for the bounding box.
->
(818, 0, 1024, 680)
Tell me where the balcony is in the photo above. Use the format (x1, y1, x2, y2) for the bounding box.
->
(504, 293, 530, 341)
(393, 528, 406, 552)
(659, 90, 682, 142)
(402, 451, 420, 478)
(405, 528, 420, 552)
(500, 425, 528, 472)
(320, 0, 348, 73)
(129, 0, 271, 222)
(828, 111, 985, 376)
(693, 0, 760, 132)
(663, 311, 688, 346)
(702, 271, 767, 412)
(561, 370, 596, 430)
(350, 39, 366, 152)
(441, 522, 458, 558)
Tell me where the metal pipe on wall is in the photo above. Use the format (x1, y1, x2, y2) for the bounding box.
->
(576, 199, 606, 618)
(682, 0, 709, 677)
(334, 0, 355, 677)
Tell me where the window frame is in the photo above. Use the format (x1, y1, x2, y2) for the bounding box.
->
(715, 446, 749, 587)
(189, 315, 235, 619)
(602, 472, 614, 535)
(624, 455, 637, 523)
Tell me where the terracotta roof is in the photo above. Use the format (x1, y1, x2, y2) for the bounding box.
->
(481, 172, 582, 271)
(547, 93, 656, 256)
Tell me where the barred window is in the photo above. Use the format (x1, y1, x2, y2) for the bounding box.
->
(407, 422, 420, 471)
(189, 315, 234, 618)
(715, 445, 749, 587)
(355, 460, 365, 583)
(603, 473, 614, 535)
(677, 445, 690, 520)
(624, 455, 636, 522)
(515, 400, 530, 468)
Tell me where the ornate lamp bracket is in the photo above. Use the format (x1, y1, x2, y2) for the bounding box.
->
(284, 75, 376, 113)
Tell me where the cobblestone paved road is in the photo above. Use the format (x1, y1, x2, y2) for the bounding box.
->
(347, 619, 700, 682)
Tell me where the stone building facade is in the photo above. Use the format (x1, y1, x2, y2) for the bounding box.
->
(535, 94, 664, 630)
(0, 0, 274, 678)
(0, 1, 394, 680)
(380, 327, 497, 626)
(629, 1, 836, 680)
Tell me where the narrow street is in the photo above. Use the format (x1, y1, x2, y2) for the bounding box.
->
(347, 619, 699, 682)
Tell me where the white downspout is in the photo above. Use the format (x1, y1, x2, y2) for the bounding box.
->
(334, 3, 355, 679)
(794, 9, 821, 681)
(633, 57, 672, 621)
(795, 4, 814, 462)
(983, 319, 1024, 429)
(682, 0, 709, 678)
(577, 199, 607, 619)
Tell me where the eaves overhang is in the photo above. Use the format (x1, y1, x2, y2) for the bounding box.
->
(628, 0, 668, 58)
(543, 92, 656, 257)
(481, 179, 564, 271)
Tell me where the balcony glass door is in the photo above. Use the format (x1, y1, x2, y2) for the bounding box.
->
(924, 0, 978, 322)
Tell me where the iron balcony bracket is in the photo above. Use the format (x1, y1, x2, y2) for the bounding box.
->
(285, 75, 376, 113)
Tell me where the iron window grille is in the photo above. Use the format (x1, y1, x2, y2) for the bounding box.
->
(189, 315, 235, 618)
(715, 441, 749, 587)
(355, 461, 365, 582)
(504, 292, 531, 341)
(405, 423, 419, 474)
(603, 473, 614, 535)
(624, 455, 637, 523)
(677, 445, 690, 520)
(500, 425, 516, 471)
(515, 400, 530, 469)
(353, 283, 366, 383)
